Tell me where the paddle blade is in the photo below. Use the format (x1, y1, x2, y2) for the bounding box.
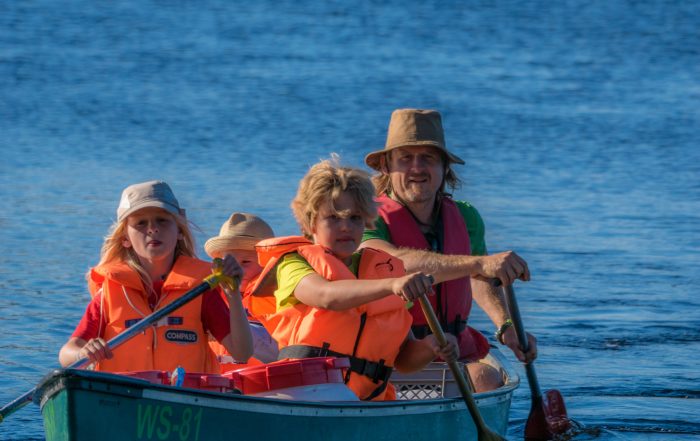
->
(543, 389, 571, 434)
(524, 390, 571, 440)
(524, 396, 550, 440)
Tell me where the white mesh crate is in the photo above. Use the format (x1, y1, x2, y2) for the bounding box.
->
(391, 362, 468, 400)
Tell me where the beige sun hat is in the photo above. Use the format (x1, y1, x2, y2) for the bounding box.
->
(365, 108, 465, 171)
(117, 180, 185, 223)
(204, 212, 274, 257)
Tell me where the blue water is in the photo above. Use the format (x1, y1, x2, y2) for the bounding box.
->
(1, 1, 699, 439)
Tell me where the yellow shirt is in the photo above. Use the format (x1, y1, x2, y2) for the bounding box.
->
(274, 252, 361, 310)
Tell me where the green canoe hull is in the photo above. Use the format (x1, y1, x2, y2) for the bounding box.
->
(35, 353, 518, 441)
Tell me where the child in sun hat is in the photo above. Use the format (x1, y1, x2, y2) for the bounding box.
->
(59, 180, 253, 373)
(204, 212, 279, 371)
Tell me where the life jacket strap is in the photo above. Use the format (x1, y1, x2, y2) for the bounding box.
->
(277, 344, 393, 398)
(412, 315, 466, 339)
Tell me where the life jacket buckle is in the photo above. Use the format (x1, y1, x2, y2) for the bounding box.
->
(352, 358, 390, 384)
(319, 342, 331, 357)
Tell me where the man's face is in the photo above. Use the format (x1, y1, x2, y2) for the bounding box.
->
(384, 145, 445, 204)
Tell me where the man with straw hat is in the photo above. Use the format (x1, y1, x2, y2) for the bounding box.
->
(361, 109, 537, 392)
(205, 212, 279, 368)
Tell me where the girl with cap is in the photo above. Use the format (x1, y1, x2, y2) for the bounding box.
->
(204, 212, 279, 371)
(247, 157, 459, 401)
(58, 180, 254, 373)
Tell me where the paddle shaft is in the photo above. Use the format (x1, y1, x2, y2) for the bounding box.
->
(501, 284, 542, 401)
(0, 273, 232, 423)
(417, 296, 505, 441)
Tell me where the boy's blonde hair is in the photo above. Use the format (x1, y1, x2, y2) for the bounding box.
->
(94, 213, 197, 289)
(292, 156, 377, 239)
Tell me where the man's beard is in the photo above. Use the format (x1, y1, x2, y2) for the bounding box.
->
(400, 184, 435, 204)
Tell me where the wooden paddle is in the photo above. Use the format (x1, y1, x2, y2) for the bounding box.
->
(0, 261, 237, 423)
(499, 282, 571, 440)
(417, 293, 506, 441)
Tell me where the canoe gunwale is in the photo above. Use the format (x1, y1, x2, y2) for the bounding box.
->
(34, 344, 520, 413)
(35, 368, 507, 413)
(34, 347, 519, 440)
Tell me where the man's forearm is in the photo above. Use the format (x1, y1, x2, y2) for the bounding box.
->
(470, 278, 509, 327)
(361, 238, 529, 287)
(361, 238, 482, 282)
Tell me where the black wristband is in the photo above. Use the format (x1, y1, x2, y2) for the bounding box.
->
(495, 319, 514, 344)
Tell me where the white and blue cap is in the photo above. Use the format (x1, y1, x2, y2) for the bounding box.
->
(116, 180, 185, 222)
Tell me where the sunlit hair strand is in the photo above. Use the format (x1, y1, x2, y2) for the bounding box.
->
(292, 155, 377, 240)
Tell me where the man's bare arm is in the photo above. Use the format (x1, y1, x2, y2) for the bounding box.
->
(360, 238, 530, 286)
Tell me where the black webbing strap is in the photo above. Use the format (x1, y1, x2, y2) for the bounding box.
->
(277, 344, 392, 400)
(412, 314, 465, 339)
(346, 312, 367, 383)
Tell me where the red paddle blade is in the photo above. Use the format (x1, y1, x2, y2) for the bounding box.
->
(524, 390, 571, 440)
(543, 389, 571, 434)
(524, 397, 550, 440)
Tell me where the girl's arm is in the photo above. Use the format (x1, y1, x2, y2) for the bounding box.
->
(59, 337, 113, 366)
(293, 271, 434, 311)
(59, 295, 112, 366)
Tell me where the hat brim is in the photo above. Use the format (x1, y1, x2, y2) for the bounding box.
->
(204, 236, 263, 257)
(365, 142, 465, 171)
(118, 201, 185, 223)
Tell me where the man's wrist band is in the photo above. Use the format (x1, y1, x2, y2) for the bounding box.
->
(495, 319, 514, 344)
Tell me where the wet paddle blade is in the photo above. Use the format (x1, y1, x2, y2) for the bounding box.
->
(524, 396, 550, 441)
(524, 390, 571, 440)
(543, 389, 571, 434)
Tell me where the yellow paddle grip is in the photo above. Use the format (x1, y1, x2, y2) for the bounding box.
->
(203, 258, 239, 291)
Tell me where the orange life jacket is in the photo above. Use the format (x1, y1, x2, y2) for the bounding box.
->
(247, 236, 412, 401)
(376, 195, 490, 361)
(87, 256, 216, 373)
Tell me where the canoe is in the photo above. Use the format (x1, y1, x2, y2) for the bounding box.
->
(33, 347, 519, 441)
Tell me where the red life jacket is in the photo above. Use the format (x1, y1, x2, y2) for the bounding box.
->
(376, 195, 489, 361)
(247, 236, 412, 401)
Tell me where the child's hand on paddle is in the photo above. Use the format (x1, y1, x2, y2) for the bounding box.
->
(78, 338, 113, 363)
(392, 272, 434, 302)
(426, 333, 460, 363)
(215, 254, 243, 295)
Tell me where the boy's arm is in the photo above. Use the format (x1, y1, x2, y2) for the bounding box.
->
(220, 285, 254, 363)
(393, 333, 459, 373)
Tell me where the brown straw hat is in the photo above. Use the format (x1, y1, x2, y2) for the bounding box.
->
(365, 108, 465, 171)
(117, 180, 185, 223)
(204, 212, 274, 257)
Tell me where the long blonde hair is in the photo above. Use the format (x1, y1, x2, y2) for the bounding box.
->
(292, 156, 377, 239)
(92, 213, 197, 289)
